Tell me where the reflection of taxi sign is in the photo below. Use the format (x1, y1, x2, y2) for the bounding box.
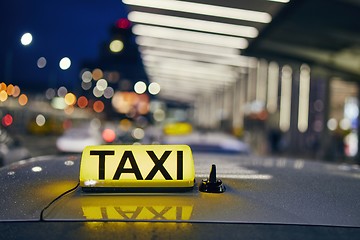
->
(80, 145, 195, 191)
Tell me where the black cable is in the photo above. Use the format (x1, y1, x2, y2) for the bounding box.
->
(40, 182, 80, 221)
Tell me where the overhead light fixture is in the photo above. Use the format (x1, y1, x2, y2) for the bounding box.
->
(123, 0, 272, 23)
(142, 56, 237, 79)
(133, 25, 248, 49)
(128, 11, 258, 38)
(136, 36, 241, 57)
(140, 48, 249, 67)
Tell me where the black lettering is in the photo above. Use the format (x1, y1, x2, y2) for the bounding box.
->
(90, 150, 115, 180)
(113, 151, 143, 180)
(114, 207, 142, 220)
(177, 151, 183, 180)
(100, 207, 108, 219)
(147, 206, 172, 220)
(145, 151, 172, 180)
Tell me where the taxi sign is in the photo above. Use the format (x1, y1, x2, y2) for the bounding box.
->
(80, 145, 195, 191)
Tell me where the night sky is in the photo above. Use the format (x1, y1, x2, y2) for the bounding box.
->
(0, 0, 128, 93)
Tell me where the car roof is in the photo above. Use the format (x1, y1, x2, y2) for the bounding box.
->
(0, 154, 359, 227)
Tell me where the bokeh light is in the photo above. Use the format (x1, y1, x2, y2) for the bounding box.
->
(93, 100, 104, 113)
(13, 86, 21, 97)
(2, 114, 13, 127)
(109, 40, 124, 53)
(77, 96, 88, 108)
(93, 87, 104, 98)
(45, 88, 56, 100)
(21, 33, 33, 46)
(96, 79, 108, 91)
(81, 71, 93, 83)
(0, 90, 8, 102)
(148, 82, 161, 95)
(104, 87, 114, 99)
(36, 114, 46, 127)
(132, 128, 145, 140)
(64, 93, 77, 106)
(18, 94, 28, 106)
(57, 86, 67, 97)
(59, 57, 71, 70)
(134, 81, 147, 94)
(102, 128, 116, 143)
(37, 57, 47, 68)
(6, 84, 15, 96)
(92, 68, 103, 80)
(81, 81, 92, 90)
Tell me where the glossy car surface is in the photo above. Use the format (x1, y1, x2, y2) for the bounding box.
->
(0, 153, 359, 239)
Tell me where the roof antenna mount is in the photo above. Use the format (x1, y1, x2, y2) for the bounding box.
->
(199, 164, 226, 193)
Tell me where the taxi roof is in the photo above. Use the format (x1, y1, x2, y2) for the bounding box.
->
(0, 153, 359, 227)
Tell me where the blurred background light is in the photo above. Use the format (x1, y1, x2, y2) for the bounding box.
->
(0, 90, 8, 102)
(64, 93, 77, 106)
(96, 79, 108, 91)
(81, 71, 93, 83)
(104, 87, 114, 99)
(134, 81, 147, 94)
(148, 82, 161, 95)
(102, 128, 116, 143)
(18, 94, 28, 106)
(37, 57, 47, 68)
(2, 114, 13, 127)
(93, 100, 104, 113)
(36, 114, 46, 127)
(92, 68, 103, 80)
(57, 86, 68, 97)
(109, 40, 124, 53)
(77, 96, 88, 108)
(20, 32, 33, 46)
(59, 57, 71, 70)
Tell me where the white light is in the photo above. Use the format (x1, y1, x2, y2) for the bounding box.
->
(340, 118, 351, 130)
(133, 25, 248, 49)
(123, 0, 272, 23)
(136, 36, 241, 57)
(64, 160, 74, 166)
(128, 11, 258, 38)
(148, 82, 161, 95)
(327, 118, 338, 131)
(96, 79, 108, 91)
(279, 65, 292, 132)
(37, 57, 47, 68)
(134, 81, 147, 94)
(81, 71, 93, 83)
(21, 33, 33, 46)
(140, 48, 248, 67)
(31, 166, 42, 172)
(266, 62, 279, 113)
(84, 180, 97, 187)
(132, 128, 145, 140)
(59, 57, 71, 70)
(93, 87, 104, 98)
(298, 64, 311, 133)
(36, 114, 46, 127)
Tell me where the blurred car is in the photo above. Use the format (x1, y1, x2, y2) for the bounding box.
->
(56, 123, 103, 153)
(163, 131, 251, 154)
(0, 150, 359, 239)
(0, 127, 31, 166)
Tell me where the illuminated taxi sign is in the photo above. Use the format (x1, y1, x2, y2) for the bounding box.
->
(80, 145, 195, 190)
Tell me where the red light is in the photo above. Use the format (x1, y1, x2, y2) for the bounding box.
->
(2, 114, 13, 127)
(102, 128, 116, 143)
(116, 18, 131, 29)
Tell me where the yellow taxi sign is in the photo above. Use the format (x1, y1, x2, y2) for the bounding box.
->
(80, 145, 195, 190)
